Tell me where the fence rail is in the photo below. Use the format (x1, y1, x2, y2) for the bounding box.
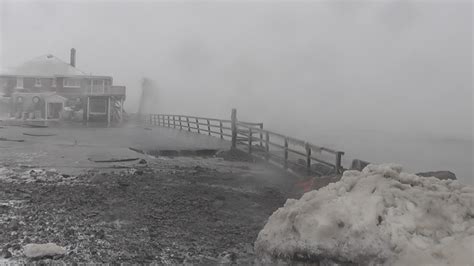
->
(143, 110, 344, 176)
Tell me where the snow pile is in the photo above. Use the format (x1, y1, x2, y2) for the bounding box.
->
(255, 164, 474, 265)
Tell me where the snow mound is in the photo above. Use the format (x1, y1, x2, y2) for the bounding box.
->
(255, 164, 474, 265)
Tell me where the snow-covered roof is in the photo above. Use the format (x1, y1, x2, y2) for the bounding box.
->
(0, 54, 87, 77)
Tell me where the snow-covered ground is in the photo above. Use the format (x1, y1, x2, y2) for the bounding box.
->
(255, 164, 474, 265)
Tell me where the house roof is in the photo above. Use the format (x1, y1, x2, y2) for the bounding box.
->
(0, 54, 87, 77)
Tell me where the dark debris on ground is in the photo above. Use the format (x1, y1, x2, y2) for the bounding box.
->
(0, 163, 287, 264)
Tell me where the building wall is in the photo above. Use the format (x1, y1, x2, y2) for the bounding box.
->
(0, 77, 16, 97)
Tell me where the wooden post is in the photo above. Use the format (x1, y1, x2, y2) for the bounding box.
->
(305, 143, 311, 174)
(219, 121, 223, 139)
(231, 109, 237, 149)
(207, 119, 211, 136)
(173, 116, 176, 128)
(167, 115, 170, 127)
(157, 115, 160, 126)
(179, 116, 182, 130)
(248, 127, 252, 154)
(44, 101, 48, 120)
(107, 97, 111, 127)
(162, 115, 165, 126)
(265, 132, 270, 161)
(284, 137, 289, 169)
(196, 118, 200, 133)
(187, 117, 190, 131)
(259, 123, 263, 147)
(336, 152, 344, 174)
(86, 97, 90, 122)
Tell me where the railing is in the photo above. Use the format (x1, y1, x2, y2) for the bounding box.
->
(145, 113, 262, 140)
(235, 122, 344, 175)
(144, 109, 345, 176)
(86, 85, 126, 96)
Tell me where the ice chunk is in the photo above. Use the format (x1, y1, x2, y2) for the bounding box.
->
(255, 164, 474, 265)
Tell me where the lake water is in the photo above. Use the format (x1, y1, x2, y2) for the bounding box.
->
(269, 126, 473, 185)
(307, 129, 473, 185)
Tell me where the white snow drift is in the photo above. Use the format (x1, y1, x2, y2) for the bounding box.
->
(255, 164, 474, 265)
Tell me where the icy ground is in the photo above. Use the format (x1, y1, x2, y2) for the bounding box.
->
(255, 164, 474, 265)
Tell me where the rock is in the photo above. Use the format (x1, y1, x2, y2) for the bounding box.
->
(138, 159, 147, 164)
(351, 159, 370, 171)
(218, 250, 237, 263)
(416, 171, 457, 180)
(1, 248, 12, 259)
(23, 243, 66, 259)
(8, 220, 19, 231)
(45, 169, 58, 177)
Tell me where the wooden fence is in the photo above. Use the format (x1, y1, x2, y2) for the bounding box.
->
(143, 109, 345, 176)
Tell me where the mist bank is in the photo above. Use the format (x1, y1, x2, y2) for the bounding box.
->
(116, 1, 471, 140)
(1, 1, 471, 182)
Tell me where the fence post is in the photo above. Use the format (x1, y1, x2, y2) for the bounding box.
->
(265, 132, 270, 161)
(259, 123, 263, 147)
(173, 116, 176, 128)
(219, 121, 223, 139)
(284, 137, 289, 169)
(207, 119, 211, 136)
(305, 143, 311, 174)
(231, 109, 237, 149)
(336, 152, 344, 174)
(162, 115, 165, 126)
(179, 116, 182, 130)
(187, 117, 191, 132)
(155, 115, 159, 126)
(167, 115, 170, 127)
(196, 118, 200, 134)
(248, 127, 253, 154)
(149, 114, 153, 126)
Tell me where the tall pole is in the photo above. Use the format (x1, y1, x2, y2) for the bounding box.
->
(231, 108, 237, 149)
(107, 97, 111, 127)
(86, 97, 90, 121)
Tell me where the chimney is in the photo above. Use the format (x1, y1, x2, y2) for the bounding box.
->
(70, 48, 76, 67)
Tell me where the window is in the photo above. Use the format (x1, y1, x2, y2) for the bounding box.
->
(16, 78, 23, 88)
(35, 78, 41, 87)
(89, 98, 107, 114)
(63, 78, 81, 87)
(52, 78, 56, 87)
(91, 79, 105, 94)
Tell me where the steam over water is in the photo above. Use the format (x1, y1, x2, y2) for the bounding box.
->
(308, 129, 473, 185)
(1, 1, 471, 184)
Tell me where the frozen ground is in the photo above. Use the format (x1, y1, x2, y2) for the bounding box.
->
(0, 123, 306, 263)
(0, 124, 230, 175)
(255, 164, 474, 265)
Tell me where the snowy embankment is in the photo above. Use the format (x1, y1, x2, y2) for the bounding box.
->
(255, 164, 474, 265)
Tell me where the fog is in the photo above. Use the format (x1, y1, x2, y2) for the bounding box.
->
(0, 0, 472, 182)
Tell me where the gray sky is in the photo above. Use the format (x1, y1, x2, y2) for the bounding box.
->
(0, 0, 472, 141)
